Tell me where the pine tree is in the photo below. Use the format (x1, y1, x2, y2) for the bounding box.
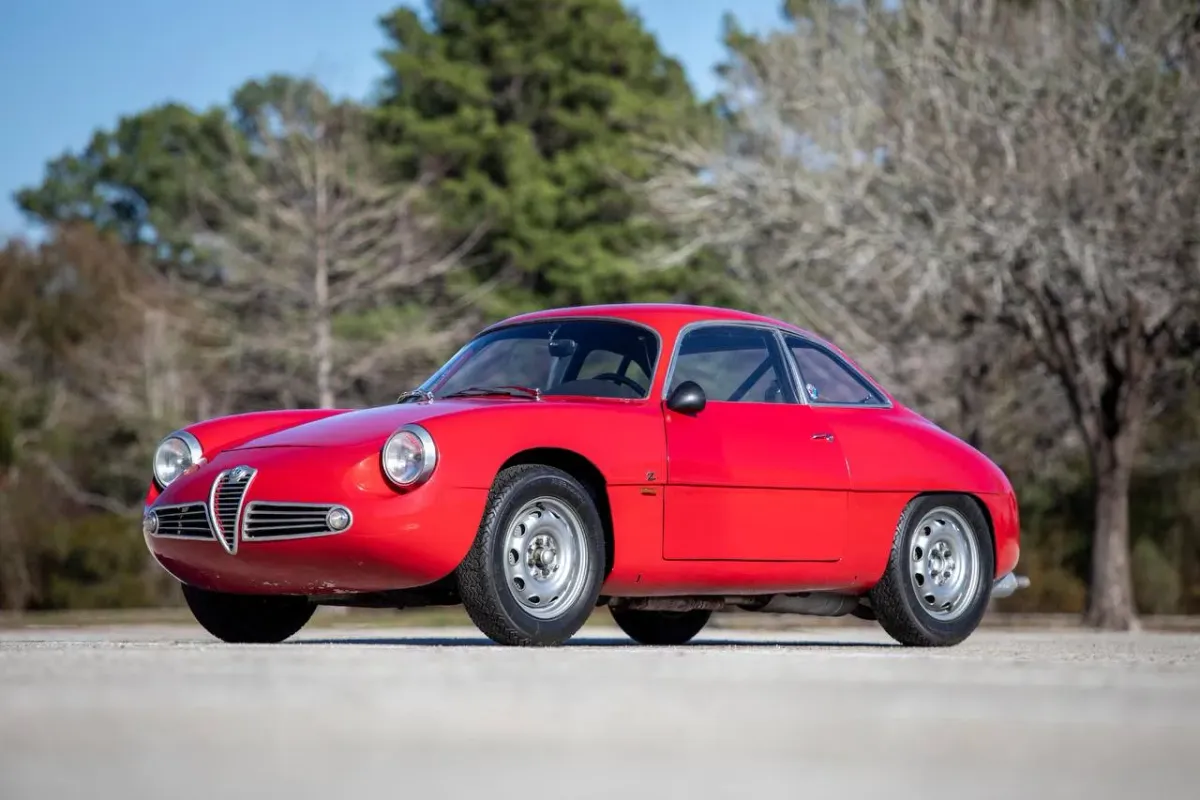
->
(372, 0, 732, 314)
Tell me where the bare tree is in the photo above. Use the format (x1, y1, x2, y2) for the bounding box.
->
(644, 0, 1069, 456)
(190, 78, 483, 409)
(643, 0, 1200, 629)
(0, 224, 208, 608)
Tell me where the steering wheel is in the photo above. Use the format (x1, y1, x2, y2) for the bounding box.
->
(592, 372, 647, 396)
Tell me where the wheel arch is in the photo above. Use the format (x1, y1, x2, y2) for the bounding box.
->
(910, 489, 997, 575)
(498, 447, 615, 578)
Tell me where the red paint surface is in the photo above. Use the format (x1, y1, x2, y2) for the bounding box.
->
(143, 303, 1022, 599)
(662, 403, 850, 561)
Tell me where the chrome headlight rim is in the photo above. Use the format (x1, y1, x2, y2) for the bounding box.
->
(381, 423, 438, 488)
(325, 506, 353, 532)
(153, 430, 204, 488)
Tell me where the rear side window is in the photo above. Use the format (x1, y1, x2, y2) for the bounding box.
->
(785, 335, 886, 405)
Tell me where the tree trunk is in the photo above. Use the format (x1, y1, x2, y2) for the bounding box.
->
(957, 347, 989, 451)
(314, 274, 333, 409)
(1084, 450, 1139, 630)
(314, 158, 334, 410)
(1082, 346, 1151, 631)
(0, 481, 34, 610)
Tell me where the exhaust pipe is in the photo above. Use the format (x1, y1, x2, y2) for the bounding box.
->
(992, 572, 1031, 599)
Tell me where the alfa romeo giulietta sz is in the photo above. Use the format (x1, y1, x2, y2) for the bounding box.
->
(143, 303, 1028, 646)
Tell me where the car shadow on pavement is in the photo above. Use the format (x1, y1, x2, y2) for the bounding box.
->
(286, 636, 899, 648)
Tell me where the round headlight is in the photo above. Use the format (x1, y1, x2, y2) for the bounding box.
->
(142, 510, 159, 536)
(381, 424, 437, 487)
(153, 431, 203, 487)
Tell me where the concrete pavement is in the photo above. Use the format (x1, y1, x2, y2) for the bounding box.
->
(2, 623, 1198, 799)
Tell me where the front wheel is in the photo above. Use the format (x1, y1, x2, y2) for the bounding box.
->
(181, 583, 316, 643)
(610, 607, 712, 645)
(457, 464, 607, 646)
(868, 493, 995, 647)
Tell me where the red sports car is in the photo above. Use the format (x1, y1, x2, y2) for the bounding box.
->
(143, 303, 1027, 647)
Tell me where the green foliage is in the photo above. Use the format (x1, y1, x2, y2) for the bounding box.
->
(371, 0, 730, 315)
(14, 104, 231, 273)
(2, 0, 1198, 613)
(0, 388, 15, 469)
(37, 514, 160, 610)
(1132, 538, 1182, 615)
(991, 467, 1091, 613)
(992, 541, 1089, 614)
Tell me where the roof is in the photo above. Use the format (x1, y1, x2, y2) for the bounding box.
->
(479, 302, 890, 400)
(489, 303, 816, 338)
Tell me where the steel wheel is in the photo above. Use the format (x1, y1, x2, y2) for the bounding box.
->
(868, 493, 995, 647)
(457, 464, 606, 646)
(502, 496, 591, 621)
(906, 506, 982, 622)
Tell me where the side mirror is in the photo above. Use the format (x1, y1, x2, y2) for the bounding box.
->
(666, 381, 706, 415)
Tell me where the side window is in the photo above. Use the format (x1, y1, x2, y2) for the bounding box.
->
(785, 335, 886, 405)
(669, 325, 795, 403)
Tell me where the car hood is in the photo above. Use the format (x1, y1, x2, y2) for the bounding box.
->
(228, 399, 488, 449)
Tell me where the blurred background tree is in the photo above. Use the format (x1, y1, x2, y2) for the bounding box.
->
(0, 224, 203, 608)
(2, 0, 1197, 621)
(370, 0, 741, 316)
(187, 75, 483, 409)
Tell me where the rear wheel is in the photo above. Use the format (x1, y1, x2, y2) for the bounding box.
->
(457, 464, 606, 646)
(610, 607, 712, 645)
(868, 493, 994, 647)
(181, 583, 316, 643)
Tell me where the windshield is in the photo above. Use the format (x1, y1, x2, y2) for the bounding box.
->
(414, 319, 660, 400)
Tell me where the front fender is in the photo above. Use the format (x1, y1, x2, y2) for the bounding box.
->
(422, 401, 665, 488)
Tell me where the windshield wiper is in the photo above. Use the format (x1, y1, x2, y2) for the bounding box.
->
(396, 389, 434, 404)
(443, 385, 542, 400)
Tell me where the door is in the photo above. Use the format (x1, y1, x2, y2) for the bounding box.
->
(662, 323, 850, 561)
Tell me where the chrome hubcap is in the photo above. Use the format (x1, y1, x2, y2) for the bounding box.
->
(503, 497, 589, 620)
(908, 507, 981, 621)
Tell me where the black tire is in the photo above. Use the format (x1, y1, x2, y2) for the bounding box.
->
(868, 493, 995, 647)
(610, 607, 712, 645)
(181, 583, 316, 643)
(457, 464, 606, 646)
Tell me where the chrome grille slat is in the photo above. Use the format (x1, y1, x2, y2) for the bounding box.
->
(152, 504, 212, 539)
(148, 470, 353, 549)
(208, 466, 257, 554)
(243, 502, 348, 540)
(249, 527, 329, 534)
(246, 513, 328, 520)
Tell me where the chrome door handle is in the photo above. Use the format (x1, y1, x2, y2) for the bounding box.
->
(812, 432, 835, 441)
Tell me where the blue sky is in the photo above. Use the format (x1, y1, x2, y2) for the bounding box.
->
(0, 0, 785, 238)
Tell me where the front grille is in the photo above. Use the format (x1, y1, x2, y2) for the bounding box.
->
(154, 504, 212, 539)
(209, 467, 256, 553)
(243, 502, 344, 540)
